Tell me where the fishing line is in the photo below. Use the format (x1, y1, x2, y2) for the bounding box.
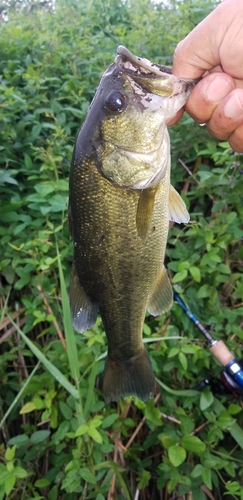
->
(174, 293, 243, 397)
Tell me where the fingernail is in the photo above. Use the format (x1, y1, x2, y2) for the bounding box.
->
(224, 92, 243, 118)
(206, 76, 233, 103)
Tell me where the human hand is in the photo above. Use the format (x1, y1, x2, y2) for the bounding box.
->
(171, 0, 243, 152)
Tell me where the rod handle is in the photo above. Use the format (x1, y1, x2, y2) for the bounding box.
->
(209, 340, 234, 366)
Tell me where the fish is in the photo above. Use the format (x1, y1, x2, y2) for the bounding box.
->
(68, 46, 196, 403)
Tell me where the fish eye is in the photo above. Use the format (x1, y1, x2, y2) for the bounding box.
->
(105, 91, 126, 113)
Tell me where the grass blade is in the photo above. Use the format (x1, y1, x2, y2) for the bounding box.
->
(156, 377, 198, 397)
(56, 244, 86, 424)
(84, 360, 98, 419)
(7, 314, 79, 400)
(56, 244, 80, 384)
(0, 361, 41, 429)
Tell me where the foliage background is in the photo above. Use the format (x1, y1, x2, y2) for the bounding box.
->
(0, 0, 243, 499)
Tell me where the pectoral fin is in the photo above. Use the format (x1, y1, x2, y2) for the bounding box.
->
(169, 185, 190, 223)
(69, 262, 98, 333)
(136, 186, 157, 241)
(147, 266, 173, 316)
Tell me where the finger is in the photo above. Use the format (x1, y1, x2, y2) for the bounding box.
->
(167, 107, 184, 126)
(228, 124, 243, 153)
(184, 73, 235, 123)
(172, 0, 241, 79)
(206, 88, 243, 141)
(172, 12, 221, 78)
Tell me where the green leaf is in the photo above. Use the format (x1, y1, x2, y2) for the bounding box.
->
(228, 403, 242, 415)
(189, 266, 201, 283)
(53, 421, 70, 443)
(59, 401, 73, 420)
(191, 464, 204, 478)
(172, 270, 188, 283)
(79, 467, 96, 484)
(5, 446, 16, 461)
(89, 415, 103, 428)
(75, 424, 89, 437)
(87, 427, 103, 444)
(34, 478, 51, 488)
(0, 471, 11, 486)
(137, 470, 151, 489)
(24, 153, 32, 169)
(179, 415, 195, 435)
(160, 434, 177, 449)
(217, 410, 236, 428)
(224, 462, 236, 478)
(19, 402, 37, 414)
(196, 284, 211, 299)
(102, 413, 119, 429)
(0, 168, 18, 186)
(178, 351, 187, 371)
(200, 389, 214, 411)
(144, 400, 162, 426)
(12, 467, 28, 479)
(181, 435, 206, 455)
(202, 468, 212, 490)
(168, 445, 186, 467)
(168, 346, 179, 358)
(4, 476, 16, 496)
(213, 398, 243, 449)
(30, 430, 51, 445)
(217, 263, 230, 274)
(8, 435, 29, 448)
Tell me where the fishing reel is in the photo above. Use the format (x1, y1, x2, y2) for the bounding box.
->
(194, 359, 243, 398)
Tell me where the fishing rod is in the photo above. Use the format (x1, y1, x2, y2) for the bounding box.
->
(174, 293, 243, 397)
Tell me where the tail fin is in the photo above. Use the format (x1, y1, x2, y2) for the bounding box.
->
(102, 349, 155, 403)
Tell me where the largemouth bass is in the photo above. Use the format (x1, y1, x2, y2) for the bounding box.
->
(69, 46, 195, 402)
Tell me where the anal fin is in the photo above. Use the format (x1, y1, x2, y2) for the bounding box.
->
(69, 262, 98, 333)
(169, 185, 190, 224)
(147, 266, 173, 316)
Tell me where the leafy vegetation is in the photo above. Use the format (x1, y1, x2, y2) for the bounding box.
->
(1, 0, 243, 499)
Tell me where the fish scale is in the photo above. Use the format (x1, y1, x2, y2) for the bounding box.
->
(72, 161, 167, 349)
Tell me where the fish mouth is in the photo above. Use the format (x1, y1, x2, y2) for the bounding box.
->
(116, 45, 173, 77)
(115, 45, 197, 97)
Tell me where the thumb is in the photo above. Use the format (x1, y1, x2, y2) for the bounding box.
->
(172, 0, 239, 79)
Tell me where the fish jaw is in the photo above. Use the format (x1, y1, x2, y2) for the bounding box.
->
(115, 45, 196, 120)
